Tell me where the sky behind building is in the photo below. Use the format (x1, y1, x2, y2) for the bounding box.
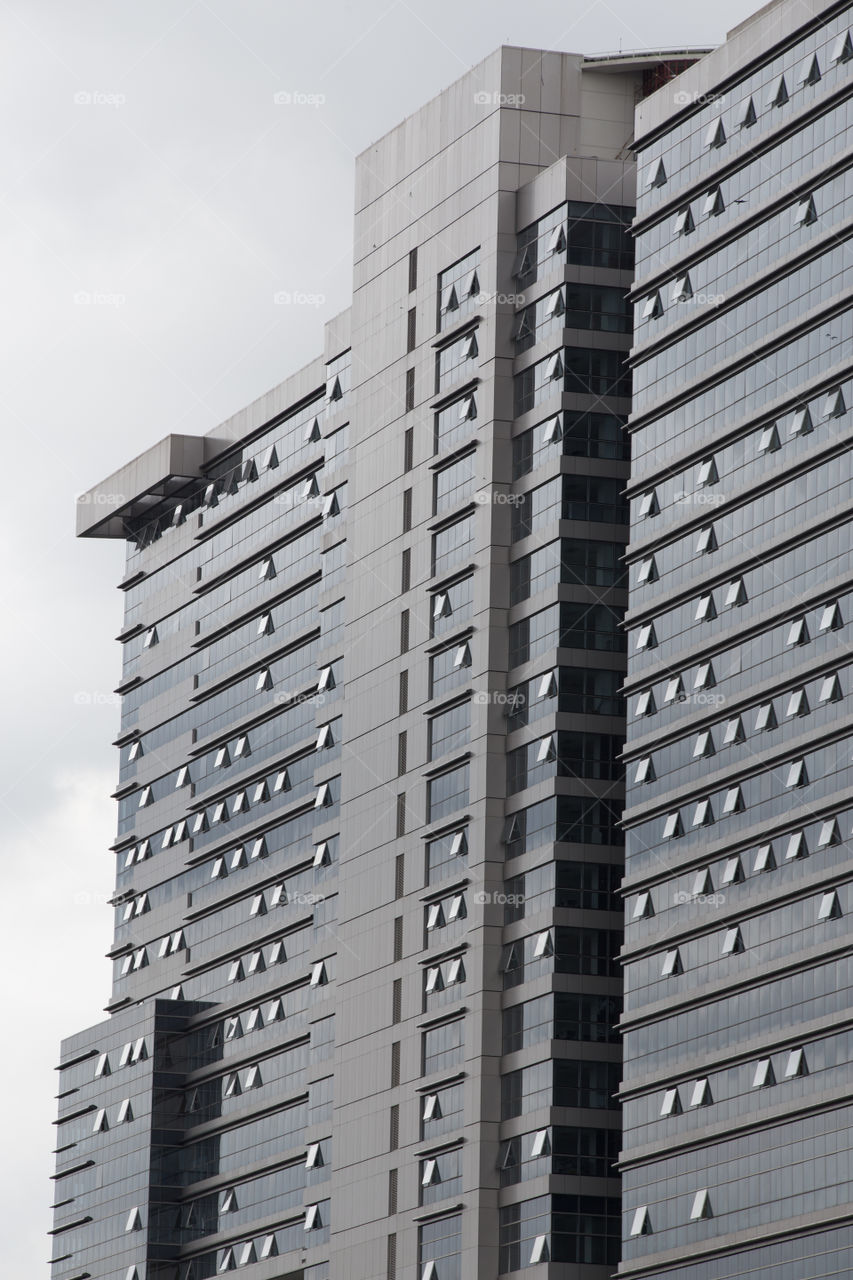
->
(2, 1, 751, 1272)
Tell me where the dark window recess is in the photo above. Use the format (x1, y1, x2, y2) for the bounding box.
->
(393, 915, 403, 961)
(406, 368, 415, 412)
(500, 1127, 619, 1185)
(504, 796, 624, 858)
(513, 413, 630, 474)
(555, 1058, 622, 1109)
(392, 978, 402, 1024)
(509, 539, 626, 602)
(566, 203, 634, 270)
(501, 1059, 621, 1117)
(390, 1044, 401, 1089)
(512, 476, 628, 536)
(387, 1232, 397, 1280)
(390, 1102, 400, 1147)
(388, 1167, 398, 1215)
(403, 488, 413, 532)
(399, 669, 409, 714)
(401, 548, 411, 593)
(502, 926, 623, 986)
(398, 731, 408, 776)
(513, 348, 631, 415)
(507, 731, 623, 793)
(561, 603, 626, 654)
(407, 307, 417, 352)
(395, 848, 405, 892)
(507, 668, 623, 729)
(404, 427, 414, 472)
(408, 248, 418, 293)
(400, 609, 410, 653)
(501, 993, 622, 1053)
(565, 347, 631, 397)
(498, 1192, 621, 1271)
(505, 862, 622, 920)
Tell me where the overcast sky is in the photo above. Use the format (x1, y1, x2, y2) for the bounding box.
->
(2, 0, 755, 1270)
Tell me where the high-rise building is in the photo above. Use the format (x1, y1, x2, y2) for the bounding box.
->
(49, 44, 710, 1280)
(621, 2, 853, 1277)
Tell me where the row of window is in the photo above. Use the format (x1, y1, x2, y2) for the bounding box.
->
(435, 327, 478, 393)
(91, 1098, 134, 1132)
(654, 758, 809, 845)
(654, 891, 842, 981)
(117, 835, 339, 990)
(138, 766, 337, 865)
(631, 666, 843, 794)
(504, 859, 620, 921)
(640, 190, 819, 325)
(632, 599, 844, 728)
(176, 1202, 330, 1277)
(634, 386, 846, 529)
(655, 1047, 809, 1129)
(653, 736, 832, 846)
(628, 814, 847, 943)
(642, 37, 851, 196)
(425, 827, 469, 885)
(150, 1152, 326, 1243)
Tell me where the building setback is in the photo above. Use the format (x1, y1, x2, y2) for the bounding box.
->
(621, 1, 853, 1277)
(48, 45, 709, 1280)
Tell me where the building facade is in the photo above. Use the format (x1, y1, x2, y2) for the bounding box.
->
(621, 1, 853, 1277)
(50, 45, 709, 1280)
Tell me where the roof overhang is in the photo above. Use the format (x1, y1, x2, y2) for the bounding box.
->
(76, 433, 210, 538)
(581, 49, 714, 74)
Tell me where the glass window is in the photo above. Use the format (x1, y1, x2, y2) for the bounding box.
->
(428, 702, 471, 761)
(432, 515, 473, 577)
(427, 763, 469, 823)
(422, 1019, 464, 1076)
